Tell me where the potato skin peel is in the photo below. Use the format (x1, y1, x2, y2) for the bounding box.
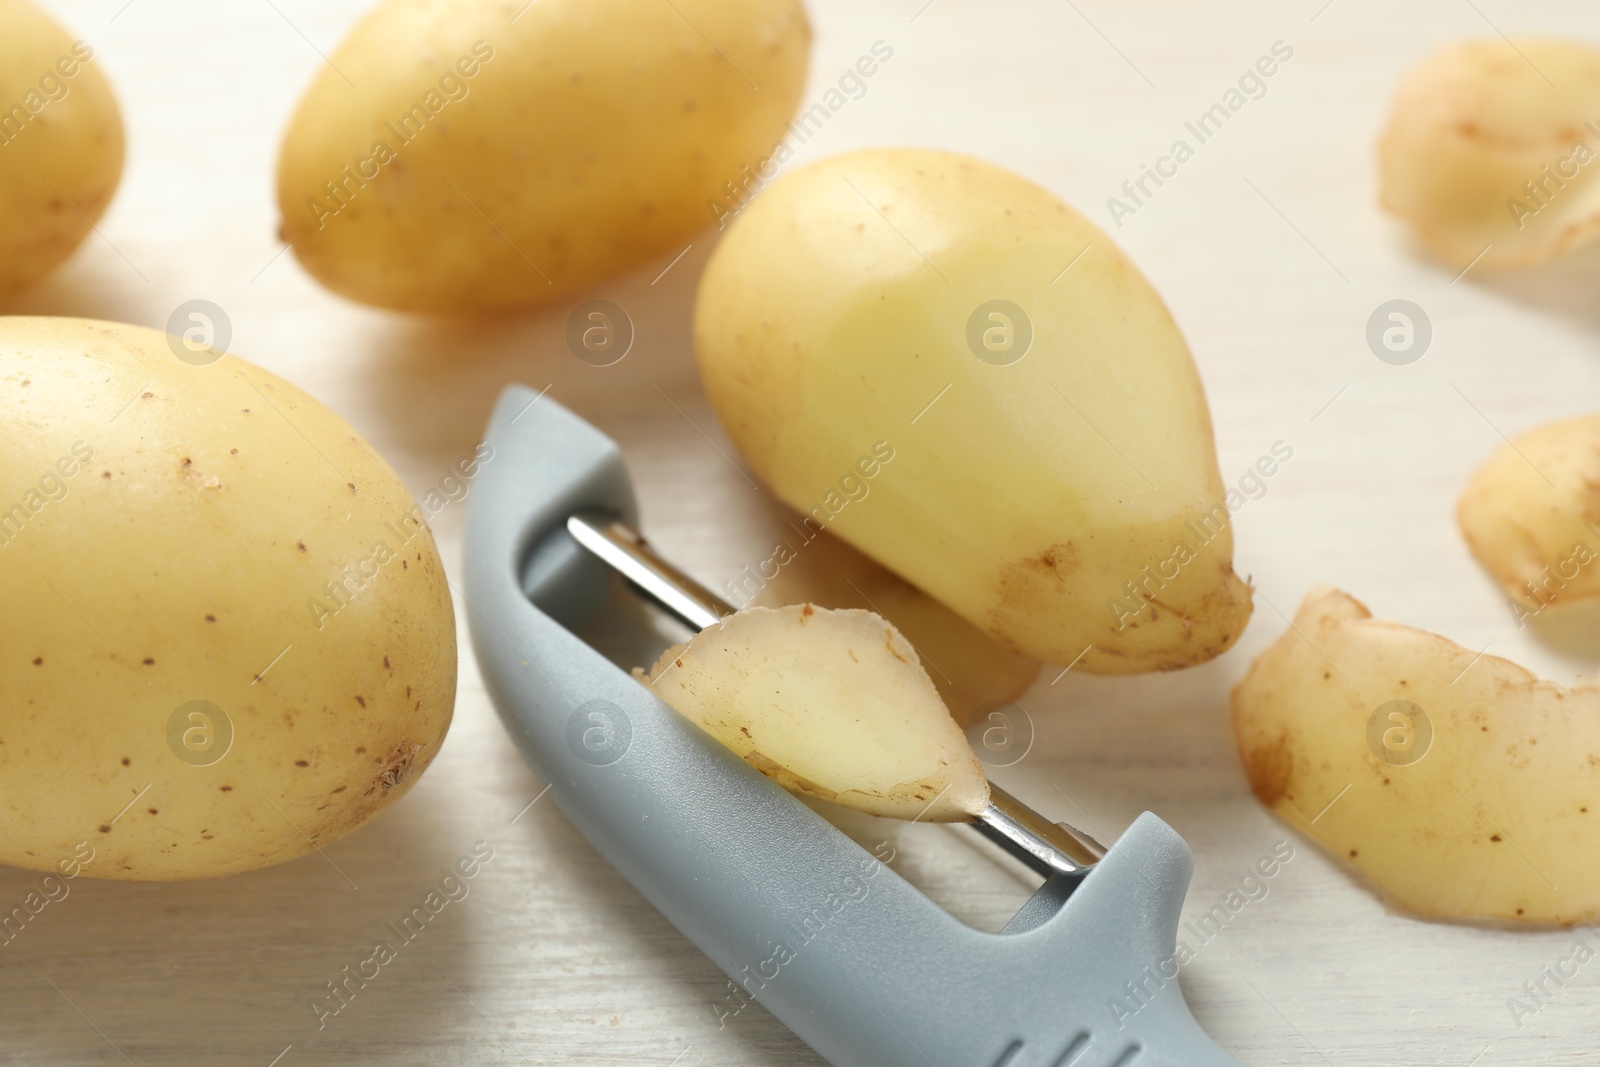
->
(1457, 414, 1600, 617)
(748, 529, 1039, 727)
(1378, 38, 1600, 269)
(1233, 585, 1600, 925)
(641, 604, 988, 822)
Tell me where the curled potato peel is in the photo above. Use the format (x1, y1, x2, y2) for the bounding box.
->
(641, 604, 988, 822)
(1233, 585, 1600, 925)
(1378, 38, 1600, 269)
(745, 528, 1039, 727)
(1457, 413, 1600, 623)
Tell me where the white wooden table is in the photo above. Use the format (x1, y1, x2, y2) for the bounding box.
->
(5, 0, 1600, 1063)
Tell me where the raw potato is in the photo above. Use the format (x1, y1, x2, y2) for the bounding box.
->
(1233, 585, 1600, 924)
(0, 318, 456, 880)
(747, 527, 1040, 726)
(1378, 38, 1600, 269)
(641, 605, 988, 821)
(0, 0, 124, 296)
(1458, 414, 1600, 618)
(694, 148, 1252, 671)
(276, 0, 810, 313)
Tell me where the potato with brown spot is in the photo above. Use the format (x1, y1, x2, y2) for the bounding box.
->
(694, 148, 1252, 672)
(1233, 584, 1600, 924)
(0, 317, 455, 880)
(640, 604, 987, 821)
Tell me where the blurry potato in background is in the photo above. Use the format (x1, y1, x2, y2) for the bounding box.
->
(1379, 38, 1600, 269)
(276, 0, 812, 313)
(0, 0, 124, 296)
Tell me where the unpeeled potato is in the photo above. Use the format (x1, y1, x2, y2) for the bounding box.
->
(276, 0, 810, 312)
(641, 604, 988, 822)
(1233, 585, 1599, 924)
(0, 0, 124, 295)
(1379, 38, 1600, 268)
(0, 318, 456, 880)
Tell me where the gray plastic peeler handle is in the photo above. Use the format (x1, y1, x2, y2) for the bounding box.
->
(463, 386, 1246, 1067)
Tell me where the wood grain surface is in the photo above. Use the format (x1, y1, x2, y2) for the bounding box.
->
(3, 0, 1600, 1063)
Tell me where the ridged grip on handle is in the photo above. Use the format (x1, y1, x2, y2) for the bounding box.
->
(463, 386, 1244, 1067)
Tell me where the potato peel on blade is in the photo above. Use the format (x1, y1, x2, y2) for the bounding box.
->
(748, 529, 1040, 727)
(1232, 585, 1600, 925)
(640, 605, 989, 822)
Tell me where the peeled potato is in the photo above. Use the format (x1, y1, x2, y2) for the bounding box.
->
(0, 318, 455, 880)
(1378, 38, 1600, 268)
(641, 604, 988, 821)
(694, 148, 1252, 671)
(276, 0, 810, 313)
(0, 0, 125, 295)
(744, 527, 1039, 726)
(1458, 414, 1600, 620)
(1233, 585, 1599, 924)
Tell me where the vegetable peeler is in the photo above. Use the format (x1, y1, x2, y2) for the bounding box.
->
(463, 384, 1245, 1067)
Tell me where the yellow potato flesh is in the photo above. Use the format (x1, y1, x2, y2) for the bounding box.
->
(1378, 38, 1600, 269)
(0, 318, 456, 880)
(0, 0, 124, 295)
(1457, 414, 1600, 619)
(694, 148, 1252, 672)
(1233, 585, 1600, 925)
(276, 0, 810, 313)
(747, 527, 1039, 727)
(642, 605, 989, 822)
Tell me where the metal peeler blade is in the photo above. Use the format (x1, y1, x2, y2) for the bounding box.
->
(563, 507, 1105, 879)
(463, 385, 1244, 1067)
